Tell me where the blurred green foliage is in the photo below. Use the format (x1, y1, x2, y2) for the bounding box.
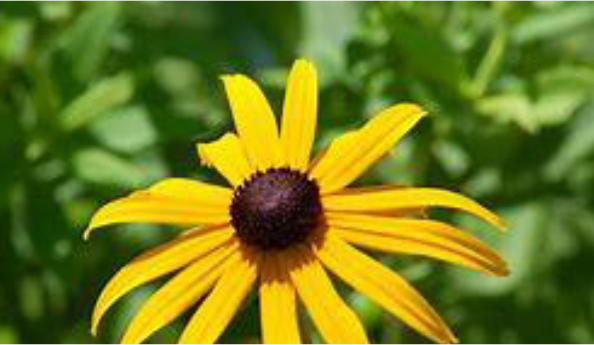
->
(1, 2, 594, 343)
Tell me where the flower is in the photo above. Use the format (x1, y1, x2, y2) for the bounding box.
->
(86, 59, 509, 344)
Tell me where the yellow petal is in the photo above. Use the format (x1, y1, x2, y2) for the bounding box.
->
(197, 133, 253, 187)
(260, 251, 301, 344)
(323, 187, 507, 232)
(308, 130, 358, 176)
(310, 104, 426, 193)
(222, 74, 283, 170)
(147, 178, 233, 205)
(327, 213, 508, 276)
(121, 241, 238, 344)
(280, 59, 318, 171)
(333, 184, 427, 218)
(178, 247, 258, 344)
(316, 234, 458, 344)
(85, 179, 232, 239)
(287, 245, 368, 344)
(90, 226, 233, 335)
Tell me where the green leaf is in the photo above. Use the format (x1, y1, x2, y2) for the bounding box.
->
(537, 65, 594, 93)
(0, 18, 33, 64)
(476, 93, 535, 132)
(72, 149, 147, 188)
(513, 3, 594, 44)
(545, 103, 594, 180)
(60, 73, 134, 131)
(0, 326, 18, 344)
(58, 2, 122, 80)
(476, 88, 587, 132)
(39, 2, 73, 22)
(89, 106, 157, 154)
(389, 14, 469, 92)
(450, 203, 546, 296)
(349, 294, 383, 328)
(299, 2, 362, 84)
(432, 139, 470, 177)
(532, 90, 585, 126)
(19, 276, 44, 322)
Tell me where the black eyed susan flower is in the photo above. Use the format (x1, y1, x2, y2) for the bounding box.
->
(86, 59, 509, 344)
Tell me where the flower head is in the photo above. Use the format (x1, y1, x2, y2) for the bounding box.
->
(86, 59, 509, 344)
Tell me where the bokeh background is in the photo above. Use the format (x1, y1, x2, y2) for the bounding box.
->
(2, 1, 594, 343)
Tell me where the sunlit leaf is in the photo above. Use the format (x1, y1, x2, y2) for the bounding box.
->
(58, 2, 122, 80)
(0, 18, 33, 64)
(60, 73, 134, 131)
(450, 203, 546, 296)
(513, 3, 594, 44)
(300, 1, 362, 84)
(89, 106, 157, 154)
(72, 149, 148, 188)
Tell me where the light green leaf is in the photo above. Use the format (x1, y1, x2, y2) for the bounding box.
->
(72, 149, 147, 188)
(60, 73, 134, 131)
(300, 2, 362, 84)
(532, 91, 585, 126)
(545, 103, 594, 180)
(0, 19, 33, 64)
(537, 65, 594, 93)
(58, 2, 122, 80)
(432, 139, 470, 177)
(0, 326, 18, 344)
(513, 3, 594, 44)
(476, 93, 535, 132)
(89, 106, 157, 154)
(477, 89, 587, 132)
(450, 203, 546, 296)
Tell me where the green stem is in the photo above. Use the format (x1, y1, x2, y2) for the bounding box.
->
(471, 25, 508, 98)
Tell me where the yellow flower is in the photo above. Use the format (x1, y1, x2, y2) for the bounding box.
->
(86, 59, 509, 344)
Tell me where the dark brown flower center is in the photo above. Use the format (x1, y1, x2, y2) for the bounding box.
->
(230, 167, 322, 250)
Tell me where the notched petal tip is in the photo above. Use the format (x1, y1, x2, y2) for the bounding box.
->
(196, 133, 253, 186)
(196, 139, 216, 168)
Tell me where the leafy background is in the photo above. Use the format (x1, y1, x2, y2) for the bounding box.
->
(1, 1, 594, 343)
